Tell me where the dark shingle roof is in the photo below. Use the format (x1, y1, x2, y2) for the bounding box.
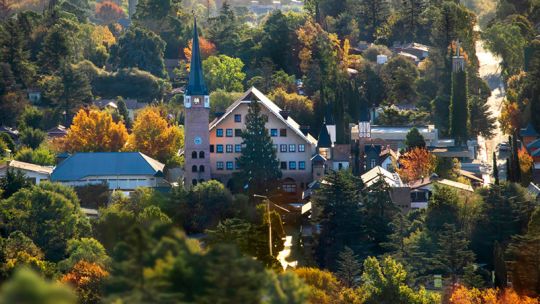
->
(51, 152, 164, 181)
(520, 123, 539, 137)
(185, 18, 208, 96)
(317, 125, 332, 148)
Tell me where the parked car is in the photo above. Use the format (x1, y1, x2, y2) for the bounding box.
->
(497, 142, 510, 152)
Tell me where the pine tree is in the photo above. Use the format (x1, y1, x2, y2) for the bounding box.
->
(511, 134, 521, 183)
(405, 127, 426, 150)
(402, 0, 426, 41)
(492, 151, 499, 185)
(435, 223, 475, 284)
(358, 0, 390, 42)
(382, 212, 412, 260)
(237, 100, 282, 195)
(449, 69, 469, 145)
(335, 246, 361, 288)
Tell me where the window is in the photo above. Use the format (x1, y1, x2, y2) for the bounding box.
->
(226, 144, 233, 153)
(226, 129, 233, 137)
(199, 151, 205, 159)
(199, 165, 205, 172)
(217, 162, 224, 170)
(299, 161, 306, 170)
(283, 183, 297, 193)
(234, 114, 241, 122)
(217, 145, 224, 153)
(192, 179, 198, 186)
(226, 161, 234, 170)
(192, 165, 198, 172)
(280, 129, 287, 137)
(192, 151, 197, 159)
(370, 159, 376, 169)
(270, 129, 278, 137)
(280, 144, 287, 152)
(235, 129, 242, 137)
(216, 129, 223, 137)
(289, 161, 296, 170)
(299, 144, 305, 152)
(338, 163, 343, 170)
(235, 144, 242, 153)
(289, 144, 296, 152)
(280, 162, 287, 170)
(210, 145, 215, 153)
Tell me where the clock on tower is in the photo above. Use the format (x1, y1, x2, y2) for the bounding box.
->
(183, 17, 211, 188)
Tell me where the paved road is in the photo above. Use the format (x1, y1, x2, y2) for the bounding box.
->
(475, 32, 507, 184)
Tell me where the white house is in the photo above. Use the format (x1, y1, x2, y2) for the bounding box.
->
(0, 160, 53, 184)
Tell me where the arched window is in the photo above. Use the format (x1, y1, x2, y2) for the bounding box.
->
(199, 151, 205, 159)
(192, 165, 198, 172)
(192, 179, 198, 186)
(192, 151, 197, 159)
(199, 165, 205, 172)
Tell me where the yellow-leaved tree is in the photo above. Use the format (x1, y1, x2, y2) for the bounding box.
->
(127, 107, 183, 164)
(61, 109, 128, 153)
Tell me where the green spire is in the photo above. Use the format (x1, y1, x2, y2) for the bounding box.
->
(186, 17, 208, 96)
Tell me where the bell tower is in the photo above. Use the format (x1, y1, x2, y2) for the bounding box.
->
(184, 17, 211, 187)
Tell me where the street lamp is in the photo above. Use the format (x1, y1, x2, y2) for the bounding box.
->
(253, 194, 290, 257)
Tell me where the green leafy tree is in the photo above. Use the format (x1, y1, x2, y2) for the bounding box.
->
(109, 26, 167, 78)
(469, 96, 495, 139)
(335, 246, 361, 288)
(58, 238, 110, 271)
(425, 184, 460, 233)
(202, 55, 245, 92)
(15, 147, 56, 166)
(38, 18, 82, 74)
(361, 256, 440, 304)
(434, 224, 475, 284)
(0, 182, 91, 261)
(19, 128, 46, 150)
(236, 100, 282, 195)
(380, 56, 419, 104)
(0, 268, 77, 304)
(0, 133, 15, 153)
(18, 107, 44, 130)
(405, 127, 426, 149)
(0, 168, 31, 199)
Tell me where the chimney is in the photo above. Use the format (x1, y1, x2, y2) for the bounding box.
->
(280, 110, 289, 120)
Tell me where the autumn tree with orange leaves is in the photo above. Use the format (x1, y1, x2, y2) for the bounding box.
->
(184, 37, 217, 62)
(126, 107, 183, 164)
(95, 1, 125, 25)
(61, 109, 128, 153)
(397, 147, 436, 182)
(450, 285, 539, 304)
(61, 260, 109, 304)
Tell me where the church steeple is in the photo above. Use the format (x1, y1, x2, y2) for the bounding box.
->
(186, 17, 208, 96)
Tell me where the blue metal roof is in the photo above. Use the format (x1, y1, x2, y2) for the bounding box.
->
(520, 123, 539, 137)
(185, 17, 208, 96)
(527, 138, 540, 150)
(51, 152, 165, 181)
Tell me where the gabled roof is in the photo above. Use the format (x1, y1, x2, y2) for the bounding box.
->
(520, 123, 539, 137)
(311, 154, 327, 162)
(185, 18, 208, 96)
(51, 152, 164, 181)
(209, 87, 317, 146)
(7, 160, 53, 175)
(361, 166, 403, 188)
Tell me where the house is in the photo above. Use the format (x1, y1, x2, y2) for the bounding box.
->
(361, 166, 411, 212)
(0, 126, 19, 141)
(0, 160, 53, 184)
(93, 99, 145, 121)
(520, 123, 540, 183)
(26, 88, 42, 104)
(409, 175, 474, 210)
(50, 152, 169, 194)
(351, 124, 439, 150)
(207, 87, 318, 194)
(47, 125, 67, 138)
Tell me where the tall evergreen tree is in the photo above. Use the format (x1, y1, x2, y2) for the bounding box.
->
(207, 2, 243, 57)
(492, 151, 499, 185)
(435, 223, 475, 284)
(364, 178, 399, 254)
(405, 127, 426, 150)
(449, 67, 469, 145)
(511, 134, 521, 183)
(357, 0, 390, 42)
(401, 0, 426, 41)
(313, 170, 366, 269)
(117, 98, 131, 129)
(236, 100, 282, 195)
(335, 246, 362, 288)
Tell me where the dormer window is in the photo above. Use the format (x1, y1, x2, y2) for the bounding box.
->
(193, 97, 201, 105)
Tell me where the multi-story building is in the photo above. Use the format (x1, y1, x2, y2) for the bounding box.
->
(183, 19, 318, 196)
(208, 88, 318, 193)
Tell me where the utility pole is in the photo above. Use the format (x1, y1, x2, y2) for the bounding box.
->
(253, 194, 290, 257)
